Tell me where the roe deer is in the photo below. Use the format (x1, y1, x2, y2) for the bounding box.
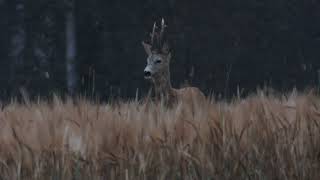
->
(142, 19, 205, 106)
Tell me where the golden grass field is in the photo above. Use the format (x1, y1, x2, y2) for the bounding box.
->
(0, 91, 320, 179)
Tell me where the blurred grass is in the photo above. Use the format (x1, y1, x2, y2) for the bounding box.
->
(0, 90, 320, 179)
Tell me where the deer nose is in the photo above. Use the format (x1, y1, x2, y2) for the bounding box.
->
(144, 71, 151, 78)
(144, 66, 152, 78)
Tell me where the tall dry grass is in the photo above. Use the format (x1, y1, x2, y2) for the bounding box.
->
(0, 91, 320, 179)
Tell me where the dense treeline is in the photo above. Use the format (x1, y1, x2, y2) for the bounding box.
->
(0, 0, 319, 101)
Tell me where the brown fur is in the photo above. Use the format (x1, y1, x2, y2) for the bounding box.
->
(174, 87, 206, 103)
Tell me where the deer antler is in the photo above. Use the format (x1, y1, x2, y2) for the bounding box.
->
(160, 18, 166, 46)
(160, 18, 170, 54)
(151, 22, 157, 46)
(147, 19, 169, 53)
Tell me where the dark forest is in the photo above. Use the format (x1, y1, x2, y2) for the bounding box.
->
(1, 0, 320, 101)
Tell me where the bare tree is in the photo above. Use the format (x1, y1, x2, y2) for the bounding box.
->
(317, 69, 320, 87)
(34, 7, 61, 81)
(65, 0, 77, 95)
(8, 0, 25, 86)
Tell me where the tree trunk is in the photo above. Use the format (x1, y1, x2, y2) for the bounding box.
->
(33, 10, 58, 78)
(318, 69, 320, 87)
(65, 0, 77, 95)
(8, 0, 25, 89)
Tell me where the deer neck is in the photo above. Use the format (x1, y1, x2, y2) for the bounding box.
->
(152, 69, 174, 100)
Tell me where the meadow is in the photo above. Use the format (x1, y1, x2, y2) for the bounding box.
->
(0, 90, 320, 179)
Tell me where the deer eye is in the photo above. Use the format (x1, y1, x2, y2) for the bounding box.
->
(155, 60, 162, 64)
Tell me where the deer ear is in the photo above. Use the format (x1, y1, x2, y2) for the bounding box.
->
(142, 41, 152, 56)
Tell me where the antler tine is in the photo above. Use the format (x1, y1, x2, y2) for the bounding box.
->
(161, 18, 165, 31)
(151, 22, 156, 45)
(160, 18, 166, 46)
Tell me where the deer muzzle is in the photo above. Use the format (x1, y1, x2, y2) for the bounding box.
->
(144, 66, 152, 79)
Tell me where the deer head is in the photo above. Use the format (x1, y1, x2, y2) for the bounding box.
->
(142, 19, 171, 80)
